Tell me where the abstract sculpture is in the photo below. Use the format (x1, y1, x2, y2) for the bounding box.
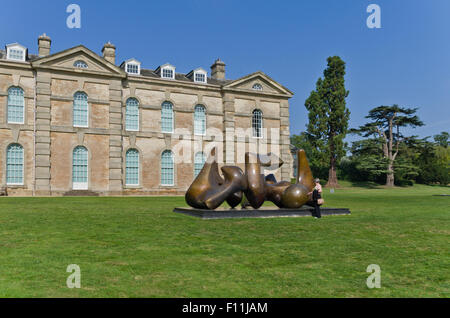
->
(185, 147, 316, 210)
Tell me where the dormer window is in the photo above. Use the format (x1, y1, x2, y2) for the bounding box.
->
(162, 68, 173, 78)
(157, 64, 175, 80)
(127, 64, 139, 74)
(195, 73, 206, 83)
(187, 68, 207, 84)
(74, 60, 88, 69)
(123, 59, 141, 75)
(252, 83, 263, 91)
(6, 43, 26, 62)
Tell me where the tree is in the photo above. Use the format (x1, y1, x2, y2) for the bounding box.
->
(290, 132, 328, 180)
(434, 131, 449, 148)
(304, 56, 350, 187)
(351, 105, 424, 186)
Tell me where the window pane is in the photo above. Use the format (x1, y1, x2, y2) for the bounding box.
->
(195, 73, 206, 83)
(127, 63, 139, 74)
(126, 98, 139, 131)
(161, 101, 173, 133)
(72, 146, 88, 183)
(194, 105, 206, 135)
(162, 68, 173, 78)
(73, 92, 88, 127)
(252, 83, 263, 91)
(7, 87, 24, 123)
(126, 149, 139, 185)
(194, 152, 206, 178)
(161, 150, 174, 185)
(6, 144, 24, 184)
(9, 49, 24, 60)
(252, 109, 263, 138)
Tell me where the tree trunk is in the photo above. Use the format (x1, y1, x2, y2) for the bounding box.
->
(326, 157, 339, 188)
(386, 162, 395, 187)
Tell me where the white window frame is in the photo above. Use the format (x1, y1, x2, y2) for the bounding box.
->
(252, 109, 264, 139)
(124, 59, 141, 75)
(73, 92, 89, 128)
(161, 64, 175, 80)
(6, 44, 26, 62)
(194, 69, 207, 84)
(7, 86, 25, 124)
(72, 146, 89, 190)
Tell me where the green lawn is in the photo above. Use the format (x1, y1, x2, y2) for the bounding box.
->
(0, 183, 449, 298)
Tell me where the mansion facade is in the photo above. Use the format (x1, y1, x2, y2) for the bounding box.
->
(0, 34, 293, 196)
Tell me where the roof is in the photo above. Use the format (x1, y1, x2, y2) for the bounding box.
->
(138, 68, 231, 86)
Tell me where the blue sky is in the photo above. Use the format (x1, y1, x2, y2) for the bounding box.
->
(1, 0, 449, 141)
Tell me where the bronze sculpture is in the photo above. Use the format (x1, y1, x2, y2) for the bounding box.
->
(185, 147, 315, 210)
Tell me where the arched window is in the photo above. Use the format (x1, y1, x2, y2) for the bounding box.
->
(6, 143, 24, 185)
(72, 146, 88, 190)
(161, 101, 173, 133)
(73, 92, 88, 127)
(126, 98, 139, 131)
(194, 104, 206, 135)
(7, 87, 24, 124)
(161, 150, 174, 186)
(252, 109, 263, 138)
(194, 152, 206, 178)
(252, 83, 263, 91)
(126, 149, 139, 186)
(74, 60, 88, 68)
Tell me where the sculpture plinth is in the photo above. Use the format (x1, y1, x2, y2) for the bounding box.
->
(174, 206, 351, 220)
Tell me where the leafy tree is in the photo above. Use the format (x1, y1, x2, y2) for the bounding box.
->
(434, 131, 449, 148)
(290, 132, 328, 179)
(415, 136, 450, 185)
(351, 105, 424, 186)
(304, 56, 350, 187)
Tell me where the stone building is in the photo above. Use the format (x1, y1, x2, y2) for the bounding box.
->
(0, 34, 293, 196)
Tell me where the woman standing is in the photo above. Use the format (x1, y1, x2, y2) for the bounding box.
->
(309, 178, 323, 218)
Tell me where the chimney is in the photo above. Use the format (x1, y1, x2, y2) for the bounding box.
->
(211, 58, 226, 80)
(102, 42, 116, 65)
(38, 33, 51, 57)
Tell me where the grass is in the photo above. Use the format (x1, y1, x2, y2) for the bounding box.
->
(0, 184, 448, 298)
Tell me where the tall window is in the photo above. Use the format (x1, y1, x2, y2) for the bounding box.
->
(161, 101, 173, 133)
(252, 109, 263, 138)
(73, 92, 88, 127)
(6, 144, 24, 185)
(126, 149, 139, 186)
(194, 105, 206, 135)
(161, 150, 174, 186)
(7, 87, 25, 124)
(194, 152, 206, 178)
(72, 146, 88, 190)
(126, 98, 139, 131)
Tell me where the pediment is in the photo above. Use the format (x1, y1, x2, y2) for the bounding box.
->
(32, 45, 126, 77)
(223, 71, 293, 96)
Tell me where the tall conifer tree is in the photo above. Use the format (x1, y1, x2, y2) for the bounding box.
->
(305, 56, 350, 187)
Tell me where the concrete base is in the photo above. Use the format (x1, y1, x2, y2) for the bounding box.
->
(173, 206, 351, 219)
